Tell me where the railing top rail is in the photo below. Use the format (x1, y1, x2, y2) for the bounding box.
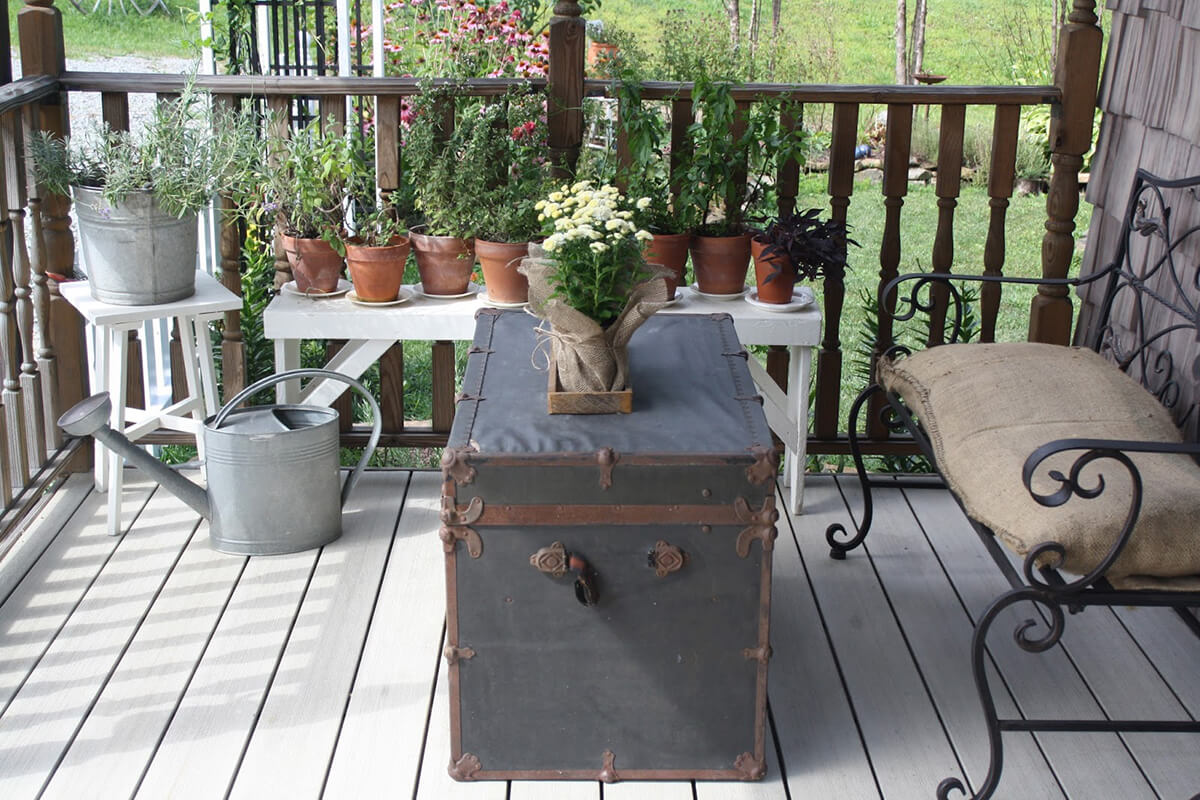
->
(0, 75, 60, 115)
(58, 71, 1060, 106)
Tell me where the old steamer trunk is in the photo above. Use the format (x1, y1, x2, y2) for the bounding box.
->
(441, 309, 778, 782)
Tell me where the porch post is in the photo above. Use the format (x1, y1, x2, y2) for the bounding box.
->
(1029, 0, 1101, 345)
(547, 1, 585, 179)
(19, 0, 87, 469)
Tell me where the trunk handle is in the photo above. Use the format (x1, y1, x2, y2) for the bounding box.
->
(212, 368, 382, 509)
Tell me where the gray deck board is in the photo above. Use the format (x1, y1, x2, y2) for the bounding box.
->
(0, 470, 1195, 800)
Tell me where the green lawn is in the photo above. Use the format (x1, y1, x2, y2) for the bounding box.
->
(9, 0, 200, 61)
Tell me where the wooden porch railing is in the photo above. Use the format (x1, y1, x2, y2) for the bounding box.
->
(2, 0, 1104, 530)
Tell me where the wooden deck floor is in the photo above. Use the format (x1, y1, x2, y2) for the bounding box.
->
(0, 469, 1197, 799)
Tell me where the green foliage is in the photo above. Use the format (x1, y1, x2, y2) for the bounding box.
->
(676, 75, 808, 235)
(28, 85, 253, 217)
(405, 90, 547, 240)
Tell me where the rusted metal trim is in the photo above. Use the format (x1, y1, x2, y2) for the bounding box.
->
(529, 541, 568, 577)
(441, 495, 483, 526)
(442, 483, 466, 771)
(734, 752, 766, 780)
(742, 644, 772, 664)
(448, 753, 482, 780)
(439, 525, 484, 558)
(449, 451, 755, 468)
(473, 504, 747, 527)
(474, 306, 505, 317)
(735, 496, 780, 558)
(466, 767, 755, 780)
(596, 447, 618, 489)
(444, 645, 476, 665)
(745, 445, 779, 486)
(649, 540, 687, 577)
(750, 533, 775, 776)
(441, 446, 477, 485)
(707, 312, 734, 322)
(599, 750, 620, 783)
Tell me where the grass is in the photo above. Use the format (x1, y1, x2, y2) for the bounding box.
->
(9, 0, 201, 61)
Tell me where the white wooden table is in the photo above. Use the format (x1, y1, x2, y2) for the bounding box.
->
(264, 286, 821, 511)
(61, 272, 242, 534)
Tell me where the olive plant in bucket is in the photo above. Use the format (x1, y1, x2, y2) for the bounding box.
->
(29, 86, 250, 305)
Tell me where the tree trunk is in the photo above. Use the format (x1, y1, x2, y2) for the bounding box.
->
(895, 0, 908, 84)
(749, 0, 762, 54)
(910, 0, 927, 78)
(772, 0, 782, 35)
(723, 0, 741, 53)
(1050, 0, 1066, 76)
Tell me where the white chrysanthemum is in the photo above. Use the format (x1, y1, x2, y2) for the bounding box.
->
(543, 235, 562, 252)
(636, 197, 652, 210)
(604, 218, 624, 231)
(534, 200, 547, 211)
(635, 230, 653, 242)
(590, 242, 608, 253)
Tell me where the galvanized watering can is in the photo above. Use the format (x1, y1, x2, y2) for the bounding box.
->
(58, 369, 381, 556)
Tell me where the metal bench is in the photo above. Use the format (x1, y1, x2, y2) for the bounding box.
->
(827, 169, 1200, 800)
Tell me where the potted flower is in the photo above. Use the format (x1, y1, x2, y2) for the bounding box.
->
(258, 118, 355, 294)
(522, 181, 667, 408)
(29, 86, 247, 306)
(403, 91, 484, 296)
(460, 94, 548, 305)
(585, 20, 619, 75)
(750, 208, 856, 303)
(677, 76, 807, 296)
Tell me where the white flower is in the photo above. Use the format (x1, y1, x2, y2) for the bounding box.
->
(636, 197, 652, 210)
(590, 242, 608, 253)
(605, 219, 624, 231)
(543, 234, 563, 252)
(635, 229, 654, 242)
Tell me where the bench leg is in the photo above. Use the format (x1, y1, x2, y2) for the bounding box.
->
(826, 383, 883, 559)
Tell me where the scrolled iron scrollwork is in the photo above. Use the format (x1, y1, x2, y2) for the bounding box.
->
(825, 384, 881, 559)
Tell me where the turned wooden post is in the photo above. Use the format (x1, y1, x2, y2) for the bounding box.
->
(981, 105, 1020, 343)
(547, 1, 585, 178)
(268, 96, 293, 288)
(25, 107, 60, 450)
(814, 102, 858, 439)
(1029, 0, 1102, 345)
(926, 103, 965, 346)
(214, 94, 245, 399)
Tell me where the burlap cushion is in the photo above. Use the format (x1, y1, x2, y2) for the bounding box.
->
(878, 342, 1200, 591)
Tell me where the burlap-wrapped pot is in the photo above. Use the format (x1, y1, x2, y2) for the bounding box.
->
(520, 244, 669, 393)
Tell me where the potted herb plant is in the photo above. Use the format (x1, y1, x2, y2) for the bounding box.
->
(29, 86, 246, 306)
(751, 208, 856, 304)
(461, 94, 548, 305)
(522, 181, 667, 406)
(677, 76, 807, 296)
(258, 118, 355, 294)
(343, 155, 411, 303)
(403, 91, 483, 296)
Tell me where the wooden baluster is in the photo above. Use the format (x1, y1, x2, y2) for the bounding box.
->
(319, 94, 346, 135)
(5, 112, 46, 472)
(25, 107, 60, 450)
(268, 96, 293, 288)
(867, 103, 913, 439)
(431, 340, 455, 433)
(814, 102, 858, 440)
(101, 92, 129, 132)
(668, 97, 693, 206)
(548, 0, 585, 178)
(170, 320, 186, 404)
(926, 103, 965, 347)
(982, 105, 1020, 344)
(0, 118, 26, 489)
(1030, 0, 1102, 344)
(380, 342, 405, 433)
(614, 103, 632, 192)
(776, 102, 802, 217)
(214, 95, 245, 399)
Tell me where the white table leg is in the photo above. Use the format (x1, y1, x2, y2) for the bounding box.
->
(274, 338, 301, 403)
(194, 315, 222, 415)
(299, 339, 392, 407)
(92, 324, 108, 492)
(180, 314, 209, 472)
(786, 345, 813, 515)
(107, 326, 131, 536)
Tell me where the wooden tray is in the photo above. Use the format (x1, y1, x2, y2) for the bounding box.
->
(546, 355, 632, 414)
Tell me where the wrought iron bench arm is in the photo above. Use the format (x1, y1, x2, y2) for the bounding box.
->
(881, 269, 1112, 345)
(1017, 437, 1200, 594)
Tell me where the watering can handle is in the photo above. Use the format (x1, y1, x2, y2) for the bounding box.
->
(213, 369, 382, 509)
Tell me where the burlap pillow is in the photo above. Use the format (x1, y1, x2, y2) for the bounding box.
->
(878, 342, 1200, 591)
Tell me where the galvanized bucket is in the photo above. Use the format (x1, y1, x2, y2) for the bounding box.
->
(204, 369, 382, 556)
(73, 185, 198, 305)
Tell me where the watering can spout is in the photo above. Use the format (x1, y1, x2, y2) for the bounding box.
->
(58, 393, 212, 520)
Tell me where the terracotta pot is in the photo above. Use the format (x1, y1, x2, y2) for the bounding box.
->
(587, 41, 619, 73)
(409, 229, 475, 295)
(643, 232, 690, 299)
(475, 239, 530, 304)
(689, 232, 752, 295)
(750, 239, 797, 304)
(280, 234, 344, 293)
(345, 236, 411, 302)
